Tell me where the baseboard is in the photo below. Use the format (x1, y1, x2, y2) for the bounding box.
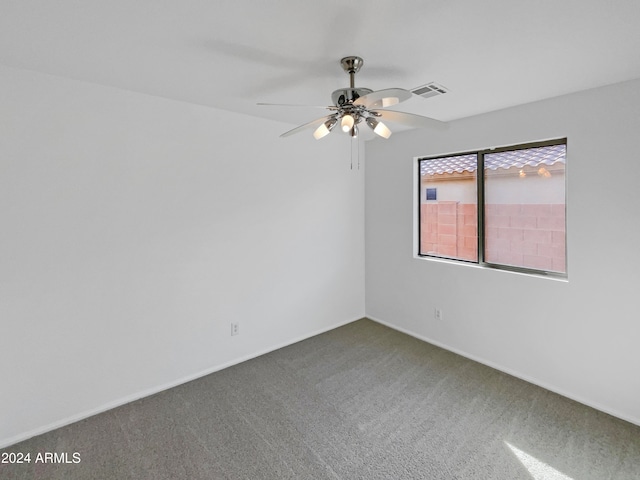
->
(0, 315, 363, 449)
(367, 315, 640, 428)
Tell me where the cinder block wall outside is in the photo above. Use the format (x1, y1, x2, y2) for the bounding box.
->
(420, 202, 566, 272)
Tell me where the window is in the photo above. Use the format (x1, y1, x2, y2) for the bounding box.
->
(419, 153, 478, 262)
(418, 139, 567, 276)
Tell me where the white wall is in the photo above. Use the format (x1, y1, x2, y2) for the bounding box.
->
(365, 78, 640, 425)
(0, 65, 365, 447)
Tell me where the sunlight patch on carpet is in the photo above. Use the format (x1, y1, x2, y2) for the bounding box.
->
(505, 442, 574, 480)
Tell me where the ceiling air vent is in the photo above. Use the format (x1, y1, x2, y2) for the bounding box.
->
(411, 82, 449, 99)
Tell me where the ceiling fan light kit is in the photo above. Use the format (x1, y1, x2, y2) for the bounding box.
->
(260, 56, 445, 140)
(312, 116, 338, 139)
(341, 113, 355, 132)
(365, 116, 392, 139)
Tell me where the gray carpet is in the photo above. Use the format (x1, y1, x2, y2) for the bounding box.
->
(1, 318, 639, 479)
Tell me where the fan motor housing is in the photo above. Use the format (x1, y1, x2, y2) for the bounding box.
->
(331, 87, 373, 107)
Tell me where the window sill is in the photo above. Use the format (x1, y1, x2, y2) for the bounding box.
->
(414, 254, 569, 282)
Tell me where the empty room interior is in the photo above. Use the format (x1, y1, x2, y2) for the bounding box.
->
(1, 1, 640, 479)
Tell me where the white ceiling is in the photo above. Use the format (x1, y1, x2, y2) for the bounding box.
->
(2, 0, 640, 132)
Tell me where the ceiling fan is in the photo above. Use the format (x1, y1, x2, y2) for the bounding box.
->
(258, 56, 446, 140)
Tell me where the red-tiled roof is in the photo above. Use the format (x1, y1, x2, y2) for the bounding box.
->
(420, 144, 566, 176)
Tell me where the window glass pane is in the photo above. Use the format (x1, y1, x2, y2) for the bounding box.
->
(419, 154, 478, 262)
(484, 144, 566, 274)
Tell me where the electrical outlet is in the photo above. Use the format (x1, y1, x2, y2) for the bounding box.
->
(434, 308, 443, 321)
(231, 322, 239, 336)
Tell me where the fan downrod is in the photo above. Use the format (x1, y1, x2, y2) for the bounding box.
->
(332, 56, 371, 106)
(340, 56, 363, 89)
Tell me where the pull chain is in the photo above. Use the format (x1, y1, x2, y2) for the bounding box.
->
(350, 137, 361, 170)
(350, 140, 353, 170)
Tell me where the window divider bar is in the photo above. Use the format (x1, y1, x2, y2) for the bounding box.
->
(477, 152, 485, 265)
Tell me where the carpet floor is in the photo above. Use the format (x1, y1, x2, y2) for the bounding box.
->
(1, 318, 639, 479)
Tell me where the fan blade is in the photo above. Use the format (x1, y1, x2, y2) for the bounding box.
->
(372, 110, 447, 130)
(280, 115, 333, 138)
(353, 88, 413, 108)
